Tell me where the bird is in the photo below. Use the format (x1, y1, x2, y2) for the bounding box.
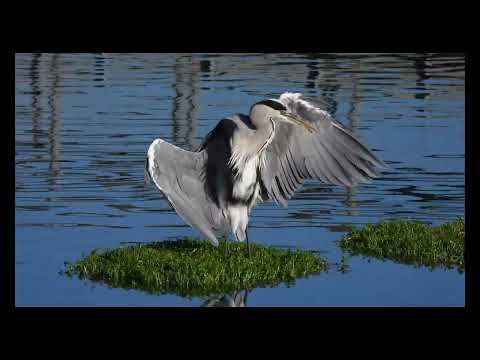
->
(145, 92, 386, 254)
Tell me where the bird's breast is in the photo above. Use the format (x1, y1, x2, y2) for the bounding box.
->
(231, 156, 260, 202)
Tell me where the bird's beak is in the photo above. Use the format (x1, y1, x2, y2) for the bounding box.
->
(279, 111, 316, 133)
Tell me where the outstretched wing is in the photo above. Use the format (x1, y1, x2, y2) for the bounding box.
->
(146, 139, 224, 245)
(260, 92, 386, 207)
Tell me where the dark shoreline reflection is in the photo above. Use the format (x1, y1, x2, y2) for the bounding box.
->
(171, 56, 200, 150)
(93, 53, 105, 87)
(343, 57, 361, 216)
(29, 53, 43, 149)
(47, 54, 62, 190)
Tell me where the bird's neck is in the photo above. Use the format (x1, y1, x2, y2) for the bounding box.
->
(232, 117, 274, 163)
(253, 118, 275, 155)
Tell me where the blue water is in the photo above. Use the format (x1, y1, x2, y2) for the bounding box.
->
(15, 53, 465, 306)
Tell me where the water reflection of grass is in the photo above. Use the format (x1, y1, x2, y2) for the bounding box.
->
(338, 219, 464, 272)
(65, 239, 329, 298)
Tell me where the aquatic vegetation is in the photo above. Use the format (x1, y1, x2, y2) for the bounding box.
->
(338, 218, 464, 272)
(64, 238, 329, 298)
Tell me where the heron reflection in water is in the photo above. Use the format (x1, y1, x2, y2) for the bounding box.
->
(201, 290, 248, 307)
(145, 92, 386, 254)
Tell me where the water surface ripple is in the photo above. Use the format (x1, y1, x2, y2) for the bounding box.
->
(15, 53, 465, 306)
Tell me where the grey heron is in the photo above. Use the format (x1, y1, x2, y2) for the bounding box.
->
(145, 92, 386, 253)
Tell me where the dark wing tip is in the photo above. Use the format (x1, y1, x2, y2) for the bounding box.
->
(376, 156, 389, 169)
(144, 156, 151, 185)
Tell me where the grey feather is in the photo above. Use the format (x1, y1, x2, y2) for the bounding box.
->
(260, 92, 386, 206)
(147, 139, 228, 246)
(201, 290, 247, 307)
(146, 92, 385, 244)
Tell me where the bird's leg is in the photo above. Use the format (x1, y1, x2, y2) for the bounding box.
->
(223, 235, 229, 258)
(245, 229, 251, 258)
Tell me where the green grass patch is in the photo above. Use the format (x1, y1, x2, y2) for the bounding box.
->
(64, 238, 329, 298)
(338, 218, 464, 272)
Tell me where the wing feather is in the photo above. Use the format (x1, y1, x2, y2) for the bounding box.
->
(146, 139, 224, 245)
(260, 92, 386, 207)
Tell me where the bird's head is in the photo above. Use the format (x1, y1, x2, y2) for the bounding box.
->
(250, 99, 315, 132)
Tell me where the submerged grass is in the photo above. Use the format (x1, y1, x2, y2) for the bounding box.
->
(338, 218, 464, 272)
(65, 238, 329, 298)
